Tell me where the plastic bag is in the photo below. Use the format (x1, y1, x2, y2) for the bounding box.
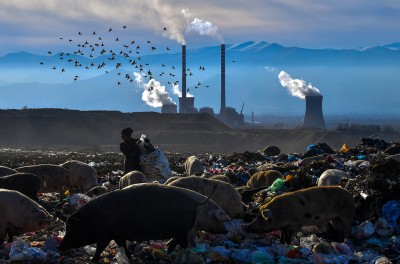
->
(382, 200, 400, 233)
(69, 193, 91, 207)
(140, 148, 173, 179)
(267, 178, 286, 192)
(9, 239, 47, 262)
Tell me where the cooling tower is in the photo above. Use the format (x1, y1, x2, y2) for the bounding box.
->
(220, 44, 226, 115)
(303, 95, 326, 129)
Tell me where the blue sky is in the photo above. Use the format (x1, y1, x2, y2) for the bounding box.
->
(1, 0, 400, 56)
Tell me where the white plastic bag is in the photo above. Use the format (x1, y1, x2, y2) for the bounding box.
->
(140, 148, 172, 179)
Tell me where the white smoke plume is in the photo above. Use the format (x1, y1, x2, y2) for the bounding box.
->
(134, 72, 176, 107)
(181, 9, 224, 43)
(278, 71, 321, 100)
(132, 1, 187, 45)
(172, 83, 193, 97)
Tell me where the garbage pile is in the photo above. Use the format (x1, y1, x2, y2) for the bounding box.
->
(1, 137, 400, 263)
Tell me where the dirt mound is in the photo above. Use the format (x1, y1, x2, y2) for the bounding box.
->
(0, 109, 399, 154)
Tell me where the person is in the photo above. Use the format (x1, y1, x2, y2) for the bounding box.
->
(120, 127, 142, 173)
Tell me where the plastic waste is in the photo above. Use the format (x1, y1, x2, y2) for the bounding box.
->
(115, 247, 130, 264)
(267, 178, 286, 192)
(331, 242, 353, 256)
(250, 250, 275, 264)
(352, 220, 375, 240)
(382, 200, 400, 233)
(84, 245, 97, 256)
(43, 236, 62, 252)
(9, 239, 47, 262)
(374, 217, 394, 237)
(140, 148, 173, 179)
(151, 248, 169, 261)
(206, 250, 230, 262)
(69, 193, 91, 207)
(191, 243, 207, 253)
(231, 249, 252, 263)
(299, 234, 320, 251)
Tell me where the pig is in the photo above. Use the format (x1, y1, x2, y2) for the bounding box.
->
(60, 160, 98, 192)
(164, 176, 182, 185)
(185, 156, 205, 176)
(57, 183, 230, 262)
(246, 186, 355, 244)
(0, 189, 52, 244)
(118, 170, 147, 189)
(0, 166, 18, 177)
(0, 173, 41, 201)
(247, 170, 284, 188)
(208, 175, 231, 184)
(15, 164, 70, 201)
(167, 176, 246, 219)
(85, 186, 109, 198)
(201, 173, 231, 183)
(317, 169, 353, 186)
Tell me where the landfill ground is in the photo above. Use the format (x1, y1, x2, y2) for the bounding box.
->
(0, 139, 400, 264)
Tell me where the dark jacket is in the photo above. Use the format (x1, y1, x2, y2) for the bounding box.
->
(120, 138, 142, 173)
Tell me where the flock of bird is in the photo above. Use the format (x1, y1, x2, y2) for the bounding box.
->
(39, 25, 225, 92)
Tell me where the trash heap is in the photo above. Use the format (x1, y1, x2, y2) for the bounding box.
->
(1, 138, 400, 263)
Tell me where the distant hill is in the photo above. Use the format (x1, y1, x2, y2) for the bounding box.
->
(0, 41, 400, 116)
(0, 108, 399, 153)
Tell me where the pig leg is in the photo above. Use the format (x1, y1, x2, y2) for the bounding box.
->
(92, 239, 110, 262)
(281, 226, 299, 244)
(0, 232, 4, 245)
(330, 219, 345, 242)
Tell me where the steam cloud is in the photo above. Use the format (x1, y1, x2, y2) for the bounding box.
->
(134, 72, 176, 107)
(181, 9, 224, 43)
(278, 71, 321, 99)
(172, 83, 193, 98)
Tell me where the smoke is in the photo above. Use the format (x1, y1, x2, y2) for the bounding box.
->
(172, 83, 193, 97)
(265, 66, 276, 73)
(132, 0, 187, 45)
(278, 71, 321, 100)
(134, 72, 176, 107)
(181, 9, 224, 43)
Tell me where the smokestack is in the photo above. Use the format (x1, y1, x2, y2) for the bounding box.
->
(182, 45, 186, 99)
(303, 95, 326, 130)
(220, 44, 226, 115)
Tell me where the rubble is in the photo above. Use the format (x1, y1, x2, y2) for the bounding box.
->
(0, 137, 400, 263)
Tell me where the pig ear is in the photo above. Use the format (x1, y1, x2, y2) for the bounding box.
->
(261, 209, 273, 220)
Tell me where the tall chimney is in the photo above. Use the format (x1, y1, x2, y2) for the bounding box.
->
(182, 45, 187, 99)
(220, 44, 226, 115)
(303, 95, 326, 129)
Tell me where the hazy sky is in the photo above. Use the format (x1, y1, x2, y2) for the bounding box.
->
(1, 0, 400, 56)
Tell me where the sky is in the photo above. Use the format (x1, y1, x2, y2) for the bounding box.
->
(1, 0, 400, 56)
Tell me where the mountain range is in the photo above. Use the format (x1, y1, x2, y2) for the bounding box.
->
(0, 41, 399, 116)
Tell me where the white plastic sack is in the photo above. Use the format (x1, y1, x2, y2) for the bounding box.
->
(140, 148, 173, 179)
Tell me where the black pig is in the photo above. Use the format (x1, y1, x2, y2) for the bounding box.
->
(0, 173, 41, 201)
(58, 183, 231, 262)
